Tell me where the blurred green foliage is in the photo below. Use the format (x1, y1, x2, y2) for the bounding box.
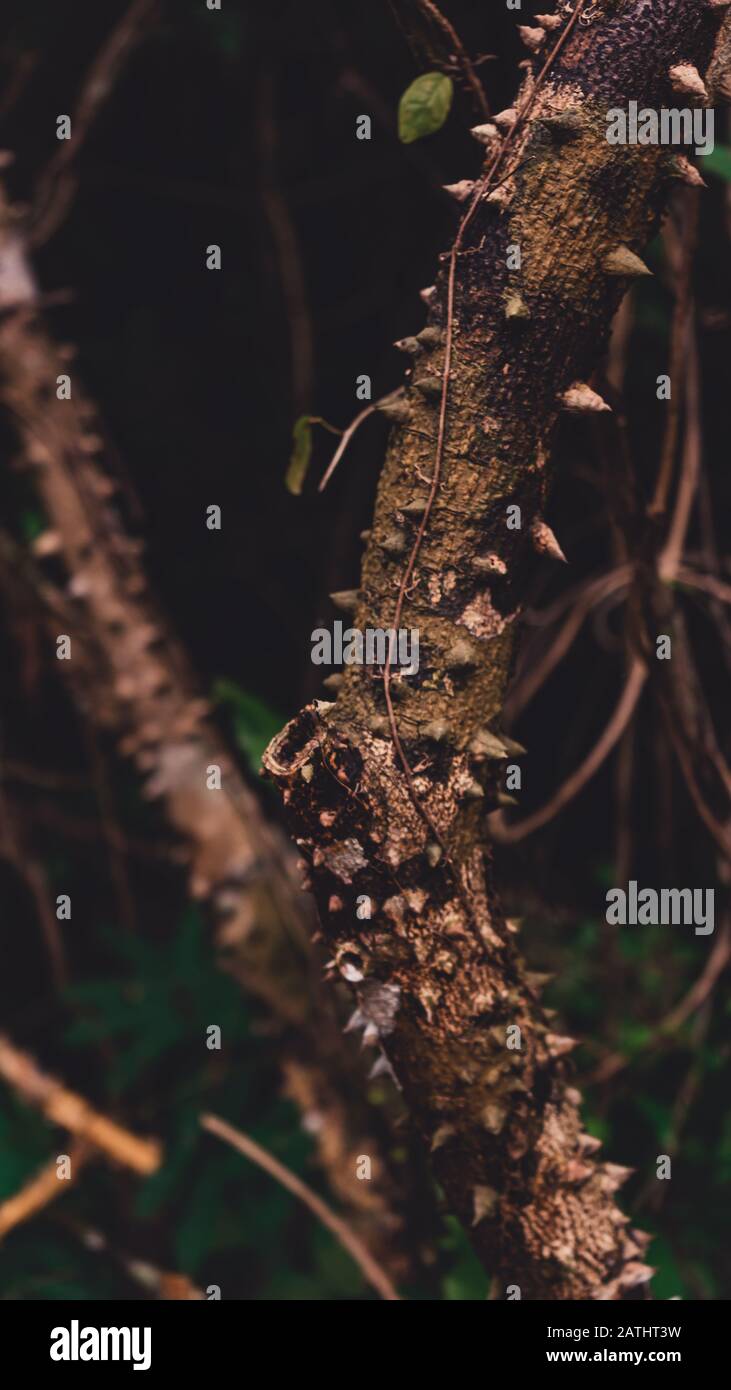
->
(212, 679, 284, 775)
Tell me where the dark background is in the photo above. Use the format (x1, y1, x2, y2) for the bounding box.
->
(0, 0, 729, 1300)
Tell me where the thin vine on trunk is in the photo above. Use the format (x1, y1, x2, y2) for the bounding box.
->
(264, 0, 728, 1299)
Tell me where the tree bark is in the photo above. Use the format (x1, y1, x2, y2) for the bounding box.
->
(264, 0, 726, 1299)
(0, 189, 425, 1284)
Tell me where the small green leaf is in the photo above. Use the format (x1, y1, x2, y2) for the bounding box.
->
(213, 679, 283, 774)
(20, 510, 44, 542)
(285, 415, 313, 495)
(702, 143, 731, 183)
(398, 72, 453, 145)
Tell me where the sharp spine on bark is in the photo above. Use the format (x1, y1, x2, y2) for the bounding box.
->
(377, 397, 411, 423)
(519, 25, 546, 51)
(531, 518, 567, 562)
(471, 553, 506, 573)
(443, 179, 476, 203)
(380, 530, 406, 556)
(422, 718, 450, 742)
(494, 107, 518, 130)
(505, 291, 530, 321)
(416, 326, 442, 348)
(420, 285, 436, 304)
(360, 528, 372, 541)
(415, 376, 443, 399)
(603, 1162, 634, 1189)
(470, 728, 511, 760)
(470, 121, 499, 145)
(431, 1123, 455, 1151)
(462, 778, 485, 800)
(330, 589, 360, 613)
(399, 498, 428, 517)
(603, 245, 653, 278)
(579, 1133, 603, 1155)
(566, 1159, 594, 1184)
(425, 842, 442, 867)
(535, 11, 563, 27)
(561, 383, 612, 414)
(368, 1052, 393, 1081)
(322, 673, 343, 692)
(668, 63, 709, 100)
(538, 108, 583, 138)
(446, 638, 478, 669)
(472, 1185, 498, 1225)
(486, 183, 514, 210)
(526, 970, 554, 992)
(546, 1033, 578, 1057)
(667, 153, 706, 187)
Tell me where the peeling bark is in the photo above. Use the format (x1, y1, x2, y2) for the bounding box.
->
(265, 1, 726, 1298)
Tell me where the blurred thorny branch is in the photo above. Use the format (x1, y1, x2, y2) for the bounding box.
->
(0, 0, 436, 1296)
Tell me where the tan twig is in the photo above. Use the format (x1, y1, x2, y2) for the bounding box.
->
(613, 707, 636, 889)
(492, 656, 647, 843)
(0, 1036, 162, 1175)
(591, 920, 731, 1085)
(662, 919, 731, 1033)
(661, 708, 731, 859)
(0, 1141, 91, 1241)
(200, 1113, 401, 1302)
(649, 193, 700, 519)
(506, 567, 632, 721)
(410, 0, 491, 118)
(318, 393, 402, 492)
(56, 1216, 205, 1299)
(659, 324, 702, 578)
(29, 0, 159, 246)
(677, 567, 731, 607)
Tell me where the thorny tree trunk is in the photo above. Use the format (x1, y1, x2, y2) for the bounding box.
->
(0, 189, 432, 1284)
(265, 1, 729, 1298)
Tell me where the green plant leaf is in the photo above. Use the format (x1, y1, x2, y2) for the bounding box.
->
(398, 72, 453, 145)
(20, 510, 44, 542)
(213, 679, 283, 773)
(702, 143, 731, 183)
(285, 415, 313, 495)
(439, 1216, 489, 1301)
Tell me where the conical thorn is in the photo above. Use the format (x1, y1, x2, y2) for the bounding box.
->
(603, 245, 652, 278)
(561, 383, 611, 415)
(668, 64, 708, 100)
